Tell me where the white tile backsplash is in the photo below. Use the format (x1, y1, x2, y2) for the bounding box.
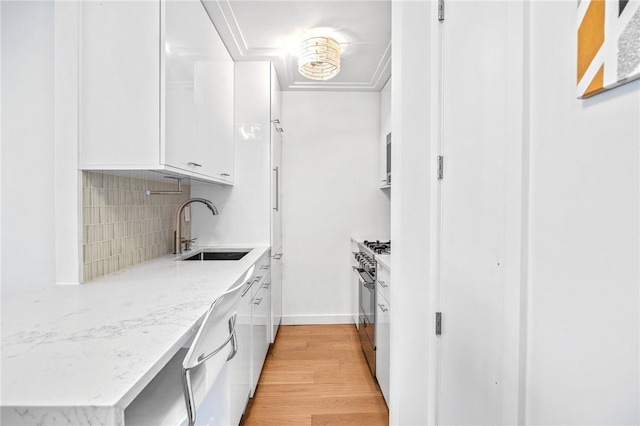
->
(82, 171, 191, 282)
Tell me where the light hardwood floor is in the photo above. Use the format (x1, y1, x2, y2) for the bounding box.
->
(240, 324, 389, 426)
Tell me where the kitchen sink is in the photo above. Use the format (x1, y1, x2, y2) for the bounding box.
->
(181, 249, 251, 261)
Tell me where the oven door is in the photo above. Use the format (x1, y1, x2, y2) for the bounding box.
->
(358, 276, 376, 375)
(359, 279, 375, 325)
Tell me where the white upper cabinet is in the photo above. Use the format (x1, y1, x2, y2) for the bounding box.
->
(79, 0, 234, 185)
(379, 79, 391, 188)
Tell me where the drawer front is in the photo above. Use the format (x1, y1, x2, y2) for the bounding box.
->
(249, 250, 271, 297)
(377, 261, 390, 303)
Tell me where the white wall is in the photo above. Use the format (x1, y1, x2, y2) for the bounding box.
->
(1, 1, 57, 298)
(525, 2, 639, 423)
(391, 2, 639, 425)
(281, 91, 389, 324)
(389, 1, 434, 424)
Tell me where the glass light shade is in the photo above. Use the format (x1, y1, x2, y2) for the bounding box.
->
(298, 37, 341, 81)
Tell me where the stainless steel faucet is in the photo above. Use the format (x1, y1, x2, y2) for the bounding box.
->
(175, 198, 219, 254)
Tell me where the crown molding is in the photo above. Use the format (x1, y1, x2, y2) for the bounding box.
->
(203, 0, 391, 91)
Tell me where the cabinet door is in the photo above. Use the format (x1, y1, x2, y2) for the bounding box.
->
(251, 273, 270, 395)
(79, 1, 160, 167)
(270, 249, 282, 343)
(375, 291, 390, 405)
(202, 8, 234, 183)
(271, 132, 282, 249)
(207, 57, 234, 183)
(379, 80, 391, 187)
(228, 278, 252, 425)
(164, 0, 234, 181)
(270, 63, 283, 249)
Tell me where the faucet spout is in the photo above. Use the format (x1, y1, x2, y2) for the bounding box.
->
(175, 198, 219, 254)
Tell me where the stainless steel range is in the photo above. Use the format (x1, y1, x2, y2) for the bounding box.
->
(352, 240, 390, 376)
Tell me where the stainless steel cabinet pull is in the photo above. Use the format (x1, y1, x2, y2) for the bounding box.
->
(253, 297, 263, 306)
(274, 253, 282, 260)
(377, 303, 388, 312)
(188, 162, 202, 167)
(221, 173, 230, 177)
(378, 281, 388, 288)
(273, 167, 279, 211)
(261, 265, 270, 270)
(241, 280, 253, 297)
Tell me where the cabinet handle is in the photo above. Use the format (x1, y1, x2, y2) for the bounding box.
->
(241, 280, 254, 297)
(221, 173, 230, 177)
(273, 167, 279, 212)
(273, 253, 282, 260)
(253, 297, 263, 306)
(188, 162, 202, 167)
(378, 281, 388, 288)
(261, 264, 270, 270)
(377, 303, 388, 312)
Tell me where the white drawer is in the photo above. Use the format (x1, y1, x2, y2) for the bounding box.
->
(377, 260, 390, 304)
(251, 250, 271, 289)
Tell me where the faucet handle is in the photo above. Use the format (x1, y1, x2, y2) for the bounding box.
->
(181, 237, 197, 251)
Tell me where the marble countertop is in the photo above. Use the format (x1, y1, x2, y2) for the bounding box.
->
(1, 245, 269, 425)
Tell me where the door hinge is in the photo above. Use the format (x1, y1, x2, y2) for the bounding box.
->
(436, 312, 442, 335)
(437, 156, 444, 180)
(438, 0, 445, 21)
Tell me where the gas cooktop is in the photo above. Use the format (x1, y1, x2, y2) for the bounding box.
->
(362, 240, 391, 255)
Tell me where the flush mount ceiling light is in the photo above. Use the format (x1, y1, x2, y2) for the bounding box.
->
(298, 36, 341, 81)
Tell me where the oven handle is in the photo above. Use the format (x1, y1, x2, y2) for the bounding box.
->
(351, 266, 364, 281)
(352, 267, 375, 286)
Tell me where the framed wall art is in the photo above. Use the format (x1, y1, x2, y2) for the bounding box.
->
(577, 0, 640, 98)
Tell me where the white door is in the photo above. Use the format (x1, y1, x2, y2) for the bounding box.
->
(437, 1, 519, 424)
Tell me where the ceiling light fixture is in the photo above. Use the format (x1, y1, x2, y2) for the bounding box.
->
(298, 36, 341, 81)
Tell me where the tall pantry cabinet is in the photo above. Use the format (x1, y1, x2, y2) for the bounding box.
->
(270, 64, 283, 342)
(79, 0, 235, 185)
(217, 60, 282, 340)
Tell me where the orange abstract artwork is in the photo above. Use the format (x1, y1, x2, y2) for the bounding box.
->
(577, 0, 640, 98)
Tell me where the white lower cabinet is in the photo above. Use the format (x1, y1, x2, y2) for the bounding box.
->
(227, 275, 253, 425)
(231, 250, 271, 415)
(375, 264, 391, 406)
(375, 291, 390, 405)
(251, 271, 271, 395)
(270, 248, 282, 342)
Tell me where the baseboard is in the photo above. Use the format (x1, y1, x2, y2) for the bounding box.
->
(281, 314, 354, 325)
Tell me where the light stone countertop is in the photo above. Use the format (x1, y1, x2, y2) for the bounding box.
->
(0, 245, 270, 426)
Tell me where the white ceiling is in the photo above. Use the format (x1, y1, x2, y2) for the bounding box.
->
(202, 0, 391, 91)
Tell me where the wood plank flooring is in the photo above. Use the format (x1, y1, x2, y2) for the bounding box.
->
(241, 325, 389, 426)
